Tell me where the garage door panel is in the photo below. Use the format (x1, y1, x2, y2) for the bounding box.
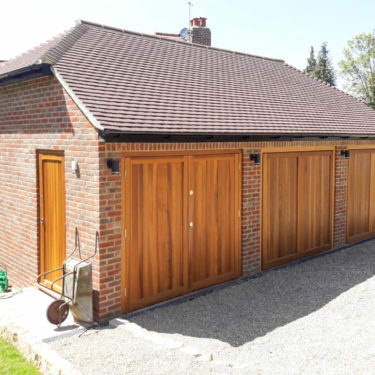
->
(124, 151, 241, 312)
(347, 149, 375, 242)
(189, 154, 240, 289)
(263, 153, 298, 267)
(347, 151, 371, 241)
(127, 157, 187, 310)
(298, 152, 332, 253)
(370, 153, 375, 232)
(263, 150, 333, 269)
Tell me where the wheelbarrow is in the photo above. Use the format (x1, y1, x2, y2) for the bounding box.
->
(37, 229, 98, 327)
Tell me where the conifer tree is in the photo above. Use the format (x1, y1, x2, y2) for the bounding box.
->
(314, 42, 336, 86)
(304, 46, 317, 75)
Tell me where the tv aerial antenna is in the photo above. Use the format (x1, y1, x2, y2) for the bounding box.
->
(180, 2, 193, 39)
(188, 1, 193, 28)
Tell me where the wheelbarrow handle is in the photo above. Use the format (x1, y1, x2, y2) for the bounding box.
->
(50, 270, 75, 291)
(37, 266, 64, 284)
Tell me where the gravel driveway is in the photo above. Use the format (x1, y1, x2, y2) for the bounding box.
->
(52, 240, 375, 374)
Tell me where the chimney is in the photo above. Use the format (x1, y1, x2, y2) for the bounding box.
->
(189, 17, 211, 46)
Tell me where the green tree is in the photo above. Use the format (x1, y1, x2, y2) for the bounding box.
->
(339, 31, 375, 109)
(304, 46, 317, 75)
(314, 42, 336, 86)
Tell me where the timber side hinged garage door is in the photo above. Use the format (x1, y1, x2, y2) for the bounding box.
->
(123, 151, 241, 312)
(347, 147, 375, 243)
(262, 148, 334, 269)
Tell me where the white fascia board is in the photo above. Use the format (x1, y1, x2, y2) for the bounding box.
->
(51, 66, 104, 131)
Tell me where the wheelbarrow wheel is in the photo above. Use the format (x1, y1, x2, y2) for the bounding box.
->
(46, 299, 69, 326)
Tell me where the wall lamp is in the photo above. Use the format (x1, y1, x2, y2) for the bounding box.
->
(341, 150, 350, 159)
(250, 153, 261, 165)
(107, 159, 120, 175)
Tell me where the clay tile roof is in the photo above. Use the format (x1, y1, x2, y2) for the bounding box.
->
(1, 19, 375, 136)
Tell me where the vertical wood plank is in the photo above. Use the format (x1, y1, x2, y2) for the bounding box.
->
(262, 153, 298, 268)
(189, 153, 240, 290)
(297, 152, 331, 253)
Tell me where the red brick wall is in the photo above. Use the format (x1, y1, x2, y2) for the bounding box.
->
(242, 148, 262, 273)
(334, 146, 349, 247)
(0, 76, 101, 311)
(2, 76, 375, 321)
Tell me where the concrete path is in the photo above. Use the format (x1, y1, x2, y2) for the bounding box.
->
(0, 287, 83, 374)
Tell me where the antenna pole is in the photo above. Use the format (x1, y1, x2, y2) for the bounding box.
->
(188, 1, 193, 29)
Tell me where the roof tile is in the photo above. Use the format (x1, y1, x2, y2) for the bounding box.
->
(1, 20, 375, 136)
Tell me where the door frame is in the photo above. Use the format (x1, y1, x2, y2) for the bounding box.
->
(38, 150, 66, 287)
(261, 146, 335, 269)
(121, 149, 242, 313)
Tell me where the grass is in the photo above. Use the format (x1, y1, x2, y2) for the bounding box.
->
(0, 338, 40, 375)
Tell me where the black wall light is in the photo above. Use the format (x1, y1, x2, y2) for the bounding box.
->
(107, 159, 120, 175)
(341, 150, 350, 159)
(250, 153, 261, 164)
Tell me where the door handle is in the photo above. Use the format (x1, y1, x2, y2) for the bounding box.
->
(189, 222, 194, 228)
(40, 218, 44, 224)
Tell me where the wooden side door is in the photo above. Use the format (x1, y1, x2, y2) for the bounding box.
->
(347, 149, 375, 243)
(124, 155, 188, 311)
(188, 153, 241, 290)
(262, 150, 333, 269)
(39, 152, 66, 288)
(262, 152, 298, 269)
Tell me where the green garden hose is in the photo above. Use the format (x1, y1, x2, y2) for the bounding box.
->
(0, 265, 8, 292)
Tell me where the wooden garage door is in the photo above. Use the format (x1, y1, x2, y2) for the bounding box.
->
(262, 150, 333, 269)
(347, 148, 375, 243)
(189, 154, 241, 291)
(123, 151, 241, 312)
(123, 155, 188, 312)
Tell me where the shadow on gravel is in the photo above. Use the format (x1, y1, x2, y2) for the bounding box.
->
(128, 240, 375, 347)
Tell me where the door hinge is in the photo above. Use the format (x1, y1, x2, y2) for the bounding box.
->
(124, 168, 127, 178)
(124, 288, 127, 297)
(238, 162, 241, 170)
(124, 228, 127, 238)
(238, 210, 241, 218)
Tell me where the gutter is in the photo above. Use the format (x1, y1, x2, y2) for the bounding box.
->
(0, 61, 52, 86)
(99, 129, 375, 143)
(52, 66, 104, 131)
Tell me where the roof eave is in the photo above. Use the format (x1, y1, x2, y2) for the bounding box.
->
(99, 129, 375, 143)
(0, 62, 52, 86)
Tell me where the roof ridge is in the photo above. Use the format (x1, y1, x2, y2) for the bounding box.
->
(0, 33, 64, 70)
(41, 23, 89, 65)
(155, 32, 180, 37)
(78, 19, 285, 63)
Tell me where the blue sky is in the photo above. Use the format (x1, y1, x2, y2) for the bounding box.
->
(1, 0, 374, 85)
